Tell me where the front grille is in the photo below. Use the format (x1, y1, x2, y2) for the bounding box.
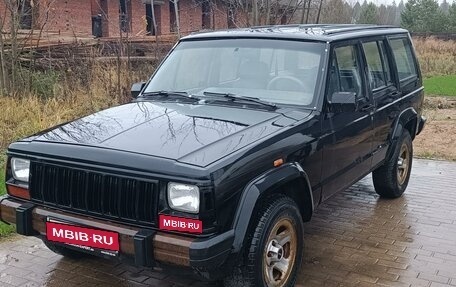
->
(29, 162, 159, 225)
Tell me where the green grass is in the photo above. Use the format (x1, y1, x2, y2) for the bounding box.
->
(424, 75, 456, 97)
(0, 168, 15, 237)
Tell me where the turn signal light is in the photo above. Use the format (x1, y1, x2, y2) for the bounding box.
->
(274, 158, 284, 167)
(6, 185, 30, 200)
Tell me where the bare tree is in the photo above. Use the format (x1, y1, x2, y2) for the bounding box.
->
(300, 0, 307, 23)
(266, 0, 272, 24)
(0, 0, 31, 95)
(320, 0, 353, 23)
(316, 0, 324, 23)
(170, 0, 181, 37)
(149, 0, 158, 37)
(253, 0, 259, 25)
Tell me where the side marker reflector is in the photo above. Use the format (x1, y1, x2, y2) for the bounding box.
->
(274, 158, 284, 167)
(7, 185, 30, 200)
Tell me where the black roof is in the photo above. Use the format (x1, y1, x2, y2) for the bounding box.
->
(181, 24, 409, 42)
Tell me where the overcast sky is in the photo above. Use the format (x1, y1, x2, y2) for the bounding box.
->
(354, 0, 455, 5)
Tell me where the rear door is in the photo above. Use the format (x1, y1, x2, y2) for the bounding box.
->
(368, 35, 421, 168)
(360, 38, 399, 166)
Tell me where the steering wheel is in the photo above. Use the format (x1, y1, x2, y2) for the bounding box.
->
(267, 75, 306, 92)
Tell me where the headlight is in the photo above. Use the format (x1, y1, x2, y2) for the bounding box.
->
(11, 158, 30, 182)
(167, 182, 200, 213)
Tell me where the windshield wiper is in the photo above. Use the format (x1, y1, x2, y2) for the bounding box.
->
(141, 90, 200, 101)
(203, 91, 277, 110)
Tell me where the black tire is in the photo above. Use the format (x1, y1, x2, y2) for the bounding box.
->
(224, 196, 304, 287)
(43, 239, 88, 259)
(373, 130, 413, 198)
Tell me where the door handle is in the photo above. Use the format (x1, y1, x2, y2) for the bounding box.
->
(390, 91, 400, 98)
(360, 104, 374, 112)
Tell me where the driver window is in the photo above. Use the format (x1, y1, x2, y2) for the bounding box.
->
(328, 45, 363, 99)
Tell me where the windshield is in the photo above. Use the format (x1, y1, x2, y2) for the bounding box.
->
(144, 39, 325, 106)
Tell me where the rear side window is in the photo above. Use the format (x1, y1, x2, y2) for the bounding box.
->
(378, 41, 392, 84)
(362, 41, 391, 90)
(389, 38, 417, 81)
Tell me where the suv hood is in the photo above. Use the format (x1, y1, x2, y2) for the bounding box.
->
(25, 101, 311, 167)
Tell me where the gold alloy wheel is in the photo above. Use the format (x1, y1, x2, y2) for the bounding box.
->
(263, 218, 297, 287)
(397, 142, 410, 185)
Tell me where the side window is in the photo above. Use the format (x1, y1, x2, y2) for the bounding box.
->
(378, 41, 392, 84)
(389, 38, 417, 81)
(328, 45, 363, 99)
(362, 41, 392, 90)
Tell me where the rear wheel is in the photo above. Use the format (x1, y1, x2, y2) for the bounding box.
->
(224, 196, 303, 287)
(373, 130, 413, 198)
(43, 239, 88, 259)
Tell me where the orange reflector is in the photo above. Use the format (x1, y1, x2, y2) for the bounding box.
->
(7, 185, 30, 200)
(273, 158, 284, 167)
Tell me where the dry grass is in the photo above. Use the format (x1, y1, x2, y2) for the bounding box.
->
(0, 92, 118, 150)
(413, 37, 456, 77)
(0, 60, 156, 167)
(415, 97, 456, 161)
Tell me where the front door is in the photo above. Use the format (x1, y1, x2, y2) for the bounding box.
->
(320, 42, 374, 201)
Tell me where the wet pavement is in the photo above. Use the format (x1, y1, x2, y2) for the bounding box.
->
(0, 158, 455, 286)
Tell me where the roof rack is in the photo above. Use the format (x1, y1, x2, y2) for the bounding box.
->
(323, 24, 399, 35)
(249, 24, 399, 36)
(250, 24, 326, 29)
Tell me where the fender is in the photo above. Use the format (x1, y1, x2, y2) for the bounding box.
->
(390, 107, 418, 142)
(231, 162, 313, 253)
(384, 107, 418, 161)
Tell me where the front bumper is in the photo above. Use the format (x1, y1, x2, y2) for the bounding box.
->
(0, 196, 234, 280)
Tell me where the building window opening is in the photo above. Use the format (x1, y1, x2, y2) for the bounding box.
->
(146, 4, 155, 35)
(202, 1, 211, 29)
(119, 0, 130, 32)
(170, 1, 178, 33)
(18, 0, 33, 29)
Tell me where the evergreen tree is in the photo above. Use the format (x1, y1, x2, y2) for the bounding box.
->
(449, 3, 456, 31)
(386, 2, 398, 25)
(440, 0, 450, 14)
(395, 0, 405, 26)
(378, 4, 389, 24)
(401, 0, 448, 32)
(359, 2, 378, 24)
(353, 1, 362, 23)
(360, 0, 368, 13)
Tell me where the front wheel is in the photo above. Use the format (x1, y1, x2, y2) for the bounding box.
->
(224, 196, 304, 287)
(373, 130, 413, 198)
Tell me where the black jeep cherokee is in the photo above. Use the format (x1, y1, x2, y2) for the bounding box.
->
(1, 25, 425, 286)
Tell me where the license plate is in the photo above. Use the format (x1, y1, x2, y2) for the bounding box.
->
(46, 221, 120, 252)
(159, 214, 203, 234)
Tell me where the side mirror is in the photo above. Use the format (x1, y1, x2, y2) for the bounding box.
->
(131, 82, 146, 98)
(328, 92, 357, 112)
